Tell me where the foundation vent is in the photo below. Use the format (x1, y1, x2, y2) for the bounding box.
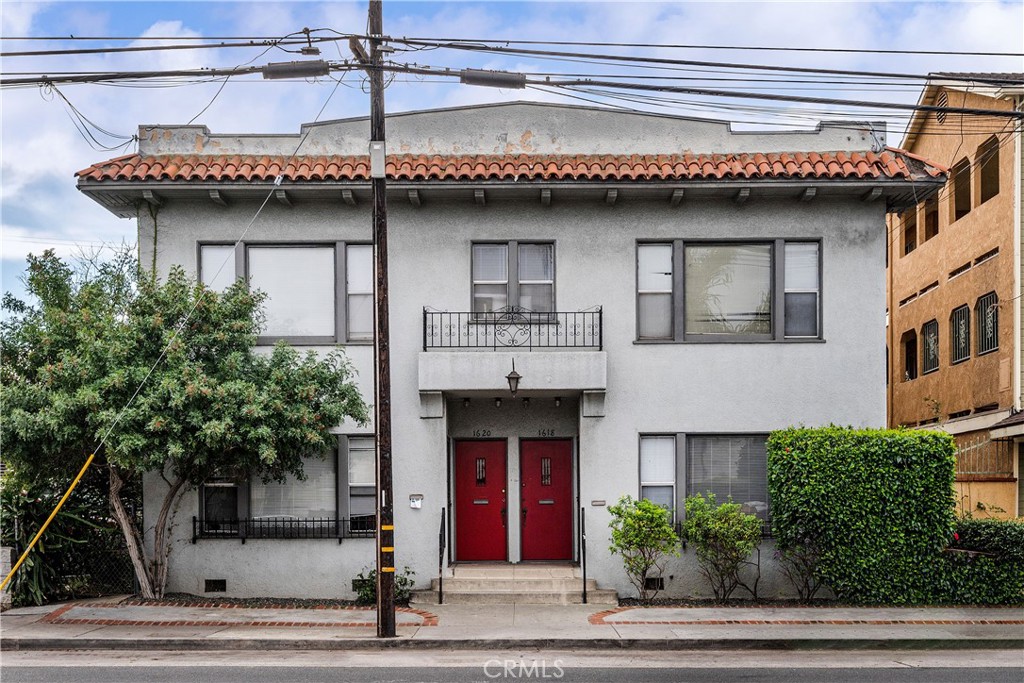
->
(204, 579, 227, 593)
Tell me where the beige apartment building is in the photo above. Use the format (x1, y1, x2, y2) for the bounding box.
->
(887, 73, 1023, 517)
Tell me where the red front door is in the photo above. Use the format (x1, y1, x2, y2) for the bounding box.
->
(455, 440, 507, 561)
(520, 439, 573, 561)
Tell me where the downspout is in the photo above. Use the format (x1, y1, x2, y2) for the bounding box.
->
(148, 202, 159, 277)
(887, 211, 895, 428)
(1015, 96, 1023, 411)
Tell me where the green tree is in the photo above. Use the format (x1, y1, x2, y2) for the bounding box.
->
(608, 495, 680, 602)
(1, 250, 368, 598)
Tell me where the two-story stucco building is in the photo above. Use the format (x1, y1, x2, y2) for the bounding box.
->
(76, 102, 944, 601)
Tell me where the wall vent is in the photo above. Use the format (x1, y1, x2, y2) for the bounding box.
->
(974, 248, 999, 266)
(935, 91, 948, 124)
(948, 262, 972, 280)
(204, 579, 227, 593)
(644, 577, 665, 591)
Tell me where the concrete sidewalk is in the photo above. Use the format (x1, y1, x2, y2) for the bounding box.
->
(1, 597, 1022, 651)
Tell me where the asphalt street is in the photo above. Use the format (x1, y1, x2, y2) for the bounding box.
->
(2, 649, 1021, 683)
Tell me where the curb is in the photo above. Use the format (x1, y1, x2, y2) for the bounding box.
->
(3, 637, 1023, 652)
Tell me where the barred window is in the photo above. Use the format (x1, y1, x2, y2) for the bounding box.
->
(922, 320, 939, 374)
(950, 306, 970, 364)
(976, 292, 998, 355)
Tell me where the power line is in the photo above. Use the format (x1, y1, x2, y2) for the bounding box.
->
(398, 36, 1024, 58)
(392, 37, 1024, 87)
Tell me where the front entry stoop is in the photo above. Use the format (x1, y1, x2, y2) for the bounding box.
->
(410, 563, 618, 605)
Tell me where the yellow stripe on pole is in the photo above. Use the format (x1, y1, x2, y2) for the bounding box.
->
(380, 566, 396, 573)
(0, 453, 96, 592)
(381, 546, 394, 552)
(381, 524, 394, 531)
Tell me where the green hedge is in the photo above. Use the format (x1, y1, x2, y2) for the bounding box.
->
(767, 427, 957, 604)
(931, 517, 1024, 604)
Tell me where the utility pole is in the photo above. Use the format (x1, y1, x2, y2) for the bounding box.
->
(368, 0, 395, 639)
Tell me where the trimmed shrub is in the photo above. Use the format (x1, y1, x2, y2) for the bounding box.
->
(608, 496, 680, 603)
(767, 427, 956, 604)
(683, 493, 764, 601)
(952, 517, 1024, 562)
(932, 517, 1024, 604)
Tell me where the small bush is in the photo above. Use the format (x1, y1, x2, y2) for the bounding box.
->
(608, 496, 680, 603)
(353, 566, 416, 605)
(931, 517, 1024, 605)
(682, 493, 763, 601)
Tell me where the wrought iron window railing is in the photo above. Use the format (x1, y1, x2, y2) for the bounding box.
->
(191, 516, 375, 544)
(423, 306, 602, 350)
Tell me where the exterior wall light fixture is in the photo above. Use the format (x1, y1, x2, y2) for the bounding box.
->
(506, 358, 522, 397)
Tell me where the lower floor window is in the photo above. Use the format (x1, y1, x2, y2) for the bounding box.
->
(196, 436, 377, 539)
(640, 433, 769, 523)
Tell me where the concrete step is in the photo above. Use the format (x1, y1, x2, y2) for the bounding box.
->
(410, 588, 619, 606)
(428, 577, 601, 592)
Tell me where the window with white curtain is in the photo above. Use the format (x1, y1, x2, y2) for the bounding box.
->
(198, 242, 372, 343)
(640, 436, 676, 516)
(637, 244, 673, 339)
(636, 240, 822, 341)
(248, 246, 335, 338)
(638, 434, 770, 524)
(346, 245, 373, 340)
(250, 456, 337, 519)
(472, 242, 554, 313)
(348, 436, 376, 530)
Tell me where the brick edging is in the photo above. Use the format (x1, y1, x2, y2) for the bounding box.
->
(589, 606, 1024, 626)
(41, 602, 438, 628)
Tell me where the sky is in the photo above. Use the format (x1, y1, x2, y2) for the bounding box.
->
(1, 0, 1022, 303)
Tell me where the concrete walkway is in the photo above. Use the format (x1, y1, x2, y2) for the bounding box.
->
(1, 597, 1022, 651)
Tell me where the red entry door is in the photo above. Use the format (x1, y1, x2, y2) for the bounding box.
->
(520, 439, 573, 561)
(455, 440, 507, 561)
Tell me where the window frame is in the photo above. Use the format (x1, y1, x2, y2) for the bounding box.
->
(637, 432, 771, 529)
(470, 240, 556, 316)
(197, 241, 372, 345)
(951, 158, 972, 222)
(635, 238, 823, 344)
(976, 291, 999, 356)
(950, 305, 970, 364)
(921, 319, 939, 374)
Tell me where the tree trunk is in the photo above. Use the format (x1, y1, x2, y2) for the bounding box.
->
(151, 475, 185, 597)
(108, 466, 155, 599)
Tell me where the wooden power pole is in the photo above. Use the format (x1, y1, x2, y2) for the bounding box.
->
(368, 0, 395, 639)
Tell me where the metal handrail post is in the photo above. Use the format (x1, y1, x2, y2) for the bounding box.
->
(580, 506, 588, 604)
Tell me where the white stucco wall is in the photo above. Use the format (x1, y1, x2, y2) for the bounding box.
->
(139, 187, 885, 599)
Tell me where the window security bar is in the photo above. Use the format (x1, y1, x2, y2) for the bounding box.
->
(191, 516, 376, 544)
(423, 306, 602, 350)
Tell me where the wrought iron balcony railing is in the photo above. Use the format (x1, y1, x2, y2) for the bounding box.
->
(191, 516, 375, 544)
(423, 306, 602, 350)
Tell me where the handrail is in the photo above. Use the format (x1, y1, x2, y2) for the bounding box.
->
(438, 507, 447, 605)
(580, 505, 588, 605)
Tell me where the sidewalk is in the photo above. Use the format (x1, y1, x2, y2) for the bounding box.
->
(2, 596, 1022, 651)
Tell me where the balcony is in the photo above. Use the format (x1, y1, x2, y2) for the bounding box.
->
(423, 306, 602, 351)
(191, 516, 375, 544)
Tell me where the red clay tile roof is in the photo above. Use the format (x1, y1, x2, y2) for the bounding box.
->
(76, 149, 943, 184)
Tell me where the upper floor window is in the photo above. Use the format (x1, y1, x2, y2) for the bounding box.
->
(923, 197, 939, 241)
(199, 242, 371, 344)
(901, 329, 918, 380)
(950, 305, 970, 364)
(901, 208, 917, 255)
(978, 136, 1000, 205)
(922, 319, 939, 374)
(951, 158, 971, 221)
(472, 242, 554, 314)
(976, 291, 998, 355)
(637, 240, 820, 341)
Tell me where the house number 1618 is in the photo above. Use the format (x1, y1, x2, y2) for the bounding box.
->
(537, 429, 556, 437)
